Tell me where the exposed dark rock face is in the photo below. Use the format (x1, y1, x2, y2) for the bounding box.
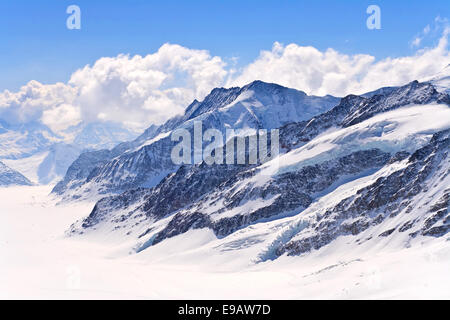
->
(279, 95, 366, 150)
(52, 149, 113, 195)
(275, 130, 450, 257)
(76, 162, 254, 231)
(151, 148, 391, 244)
(279, 81, 450, 150)
(81, 188, 149, 229)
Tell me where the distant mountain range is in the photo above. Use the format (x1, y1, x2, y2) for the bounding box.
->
(0, 120, 138, 185)
(52, 80, 340, 199)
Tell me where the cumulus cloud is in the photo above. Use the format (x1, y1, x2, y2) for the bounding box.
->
(0, 44, 227, 133)
(69, 44, 227, 130)
(229, 28, 450, 96)
(0, 26, 449, 135)
(41, 103, 81, 133)
(0, 80, 78, 126)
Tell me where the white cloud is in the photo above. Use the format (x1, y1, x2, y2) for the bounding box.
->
(0, 26, 449, 135)
(411, 37, 422, 47)
(0, 80, 78, 126)
(0, 44, 227, 133)
(68, 44, 227, 130)
(412, 24, 431, 47)
(411, 17, 449, 48)
(229, 27, 450, 97)
(41, 103, 81, 133)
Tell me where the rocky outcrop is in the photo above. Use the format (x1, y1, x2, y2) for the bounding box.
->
(275, 130, 450, 257)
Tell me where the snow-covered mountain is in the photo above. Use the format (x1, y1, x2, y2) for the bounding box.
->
(423, 64, 450, 95)
(0, 120, 61, 160)
(53, 81, 340, 199)
(69, 122, 139, 151)
(0, 121, 137, 184)
(0, 161, 32, 186)
(58, 78, 450, 265)
(269, 128, 449, 258)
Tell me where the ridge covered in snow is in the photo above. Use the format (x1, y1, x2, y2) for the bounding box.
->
(422, 64, 450, 95)
(0, 161, 32, 186)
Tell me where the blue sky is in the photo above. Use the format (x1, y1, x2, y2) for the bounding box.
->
(1, 0, 449, 91)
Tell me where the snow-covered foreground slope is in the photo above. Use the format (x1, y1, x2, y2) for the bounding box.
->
(1, 186, 449, 299)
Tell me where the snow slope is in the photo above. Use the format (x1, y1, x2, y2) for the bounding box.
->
(2, 151, 48, 184)
(0, 161, 32, 186)
(2, 79, 450, 299)
(1, 186, 449, 299)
